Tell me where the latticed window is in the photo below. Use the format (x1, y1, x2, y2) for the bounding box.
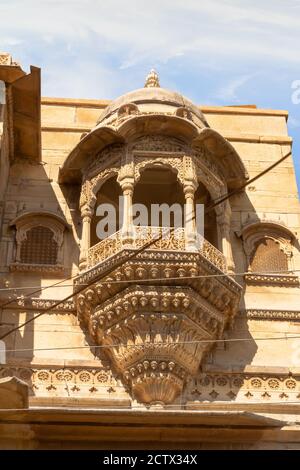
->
(250, 238, 288, 272)
(20, 226, 58, 265)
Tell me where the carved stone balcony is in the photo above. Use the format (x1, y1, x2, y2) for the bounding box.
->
(87, 226, 226, 272)
(76, 226, 241, 406)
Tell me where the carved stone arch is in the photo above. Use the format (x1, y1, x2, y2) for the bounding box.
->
(192, 156, 227, 221)
(192, 128, 248, 189)
(90, 169, 121, 211)
(130, 134, 189, 153)
(80, 168, 121, 212)
(9, 211, 68, 272)
(240, 220, 295, 256)
(117, 114, 198, 145)
(239, 220, 296, 274)
(191, 144, 228, 215)
(195, 166, 225, 203)
(134, 157, 185, 186)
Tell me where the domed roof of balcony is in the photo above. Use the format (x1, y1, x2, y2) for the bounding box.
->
(59, 70, 249, 187)
(96, 69, 209, 129)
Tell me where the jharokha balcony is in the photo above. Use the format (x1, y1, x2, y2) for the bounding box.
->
(69, 70, 246, 406)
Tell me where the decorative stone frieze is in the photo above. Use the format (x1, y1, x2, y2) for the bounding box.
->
(243, 309, 300, 321)
(9, 262, 64, 274)
(244, 273, 299, 286)
(0, 364, 124, 400)
(0, 296, 76, 312)
(1, 365, 299, 406)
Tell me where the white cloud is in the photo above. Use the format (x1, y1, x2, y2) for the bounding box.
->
(1, 1, 299, 186)
(1, 0, 300, 68)
(0, 1, 300, 101)
(215, 74, 256, 102)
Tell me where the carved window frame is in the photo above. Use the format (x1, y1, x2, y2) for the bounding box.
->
(239, 221, 298, 286)
(9, 213, 67, 274)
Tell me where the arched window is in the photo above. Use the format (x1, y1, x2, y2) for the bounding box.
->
(90, 175, 122, 246)
(239, 220, 297, 286)
(9, 212, 68, 273)
(20, 226, 58, 265)
(250, 238, 288, 273)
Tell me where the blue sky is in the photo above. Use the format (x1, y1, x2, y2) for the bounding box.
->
(1, 0, 300, 191)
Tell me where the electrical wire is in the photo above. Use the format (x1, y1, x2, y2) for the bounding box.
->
(0, 271, 79, 309)
(0, 269, 299, 292)
(204, 150, 292, 213)
(1, 334, 300, 354)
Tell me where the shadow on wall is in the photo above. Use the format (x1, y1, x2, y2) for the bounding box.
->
(194, 190, 261, 402)
(2, 162, 78, 365)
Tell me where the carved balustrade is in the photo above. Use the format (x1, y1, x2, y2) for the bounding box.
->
(87, 226, 226, 272)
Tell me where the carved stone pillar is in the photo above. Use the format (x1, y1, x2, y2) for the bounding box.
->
(120, 178, 135, 246)
(217, 203, 235, 274)
(184, 182, 197, 251)
(79, 205, 93, 270)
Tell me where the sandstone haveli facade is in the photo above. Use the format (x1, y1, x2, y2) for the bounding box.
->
(0, 56, 300, 449)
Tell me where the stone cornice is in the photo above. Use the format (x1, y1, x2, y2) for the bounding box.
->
(42, 124, 90, 133)
(0, 296, 76, 312)
(242, 309, 300, 321)
(41, 97, 110, 108)
(10, 263, 65, 274)
(201, 105, 289, 118)
(244, 273, 299, 286)
(75, 248, 241, 294)
(224, 134, 292, 145)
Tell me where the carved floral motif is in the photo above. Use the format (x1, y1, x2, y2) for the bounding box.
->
(243, 309, 300, 321)
(1, 365, 298, 405)
(131, 135, 188, 153)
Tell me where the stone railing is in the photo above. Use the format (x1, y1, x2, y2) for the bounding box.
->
(87, 226, 226, 271)
(134, 226, 185, 251)
(197, 234, 227, 272)
(87, 229, 122, 267)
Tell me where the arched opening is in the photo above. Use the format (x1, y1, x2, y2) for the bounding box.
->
(20, 226, 58, 265)
(250, 238, 288, 273)
(90, 175, 122, 246)
(194, 182, 218, 248)
(133, 165, 185, 227)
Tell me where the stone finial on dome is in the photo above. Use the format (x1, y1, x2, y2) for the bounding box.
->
(144, 68, 160, 88)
